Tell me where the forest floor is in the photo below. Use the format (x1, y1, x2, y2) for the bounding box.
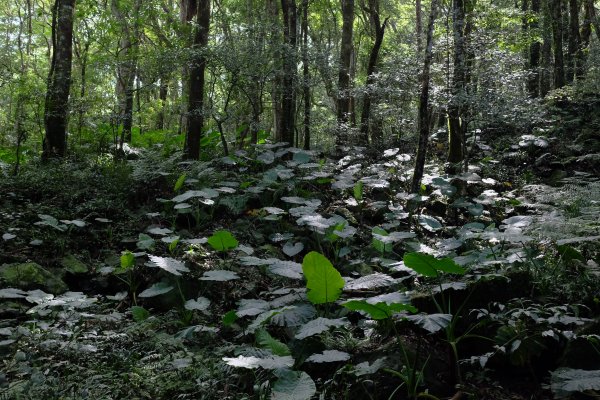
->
(1, 120, 600, 399)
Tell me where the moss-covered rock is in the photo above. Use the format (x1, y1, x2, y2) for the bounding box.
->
(60, 254, 89, 274)
(0, 262, 67, 294)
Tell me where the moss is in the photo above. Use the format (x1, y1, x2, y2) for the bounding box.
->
(60, 254, 89, 274)
(0, 262, 67, 294)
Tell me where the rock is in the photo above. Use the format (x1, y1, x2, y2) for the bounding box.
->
(0, 262, 68, 295)
(60, 254, 89, 274)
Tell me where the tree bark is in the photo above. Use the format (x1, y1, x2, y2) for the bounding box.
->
(336, 0, 354, 146)
(280, 0, 297, 145)
(540, 0, 553, 96)
(568, 0, 583, 79)
(43, 0, 75, 159)
(411, 0, 438, 193)
(551, 0, 565, 88)
(416, 0, 423, 53)
(528, 0, 541, 97)
(359, 0, 388, 146)
(185, 0, 210, 160)
(447, 0, 466, 169)
(301, 0, 310, 150)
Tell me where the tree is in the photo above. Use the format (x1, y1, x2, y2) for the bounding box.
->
(43, 0, 76, 159)
(527, 0, 541, 97)
(280, 0, 298, 146)
(185, 0, 210, 160)
(447, 0, 469, 171)
(411, 0, 438, 193)
(301, 0, 310, 150)
(550, 0, 565, 89)
(336, 0, 354, 146)
(567, 0, 581, 81)
(111, 0, 141, 146)
(359, 0, 388, 146)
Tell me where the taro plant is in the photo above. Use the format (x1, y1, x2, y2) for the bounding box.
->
(402, 252, 484, 385)
(113, 250, 141, 305)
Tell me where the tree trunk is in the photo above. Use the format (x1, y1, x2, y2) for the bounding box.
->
(43, 0, 75, 159)
(336, 0, 354, 146)
(528, 0, 541, 97)
(411, 0, 438, 193)
(185, 0, 210, 160)
(447, 0, 466, 169)
(551, 0, 565, 88)
(111, 0, 140, 146)
(156, 77, 168, 130)
(416, 0, 423, 53)
(302, 0, 310, 150)
(280, 0, 297, 145)
(359, 0, 388, 146)
(540, 0, 553, 96)
(568, 0, 583, 79)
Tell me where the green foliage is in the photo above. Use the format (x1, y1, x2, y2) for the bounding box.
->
(402, 253, 465, 277)
(174, 173, 186, 192)
(207, 230, 238, 252)
(353, 180, 363, 202)
(343, 300, 416, 320)
(301, 251, 344, 305)
(256, 328, 291, 356)
(131, 306, 150, 322)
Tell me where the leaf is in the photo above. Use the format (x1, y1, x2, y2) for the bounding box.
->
(306, 350, 351, 363)
(270, 304, 317, 328)
(222, 310, 238, 326)
(272, 370, 316, 400)
(418, 215, 443, 232)
(353, 358, 387, 376)
(295, 317, 348, 339)
(120, 251, 135, 270)
(403, 252, 465, 277)
(302, 252, 344, 304)
(137, 233, 155, 250)
(148, 255, 189, 276)
(344, 273, 396, 291)
(222, 354, 294, 370)
(138, 282, 174, 298)
(269, 260, 303, 279)
(372, 227, 393, 253)
(131, 306, 150, 322)
(147, 227, 173, 236)
(236, 299, 270, 317)
(551, 368, 600, 398)
(2, 233, 16, 241)
(343, 300, 416, 320)
(174, 173, 186, 192)
(255, 328, 291, 356)
(207, 230, 239, 252)
(405, 313, 452, 333)
(283, 242, 304, 257)
(353, 180, 364, 201)
(185, 297, 211, 311)
(0, 288, 27, 299)
(199, 270, 240, 281)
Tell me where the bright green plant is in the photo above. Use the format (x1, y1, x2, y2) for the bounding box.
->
(207, 230, 239, 252)
(114, 250, 141, 305)
(302, 251, 345, 305)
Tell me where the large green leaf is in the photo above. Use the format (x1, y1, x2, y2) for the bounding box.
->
(207, 230, 239, 252)
(403, 252, 465, 277)
(302, 252, 344, 304)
